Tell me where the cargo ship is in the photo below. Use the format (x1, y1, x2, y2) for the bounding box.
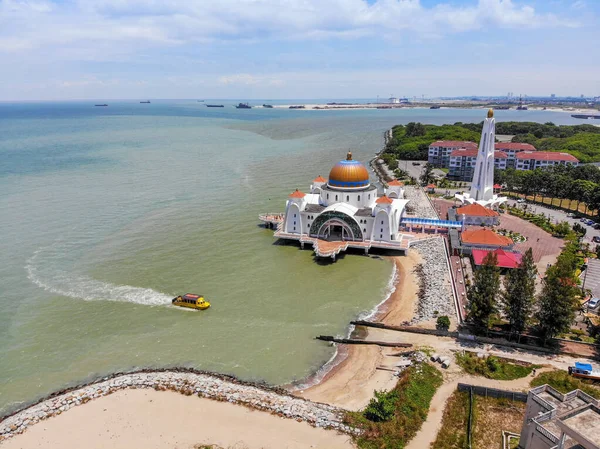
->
(235, 103, 252, 109)
(572, 114, 600, 120)
(206, 104, 224, 107)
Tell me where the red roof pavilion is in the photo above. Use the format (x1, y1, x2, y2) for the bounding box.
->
(472, 249, 523, 269)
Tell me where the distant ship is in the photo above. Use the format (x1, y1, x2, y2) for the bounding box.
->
(289, 105, 305, 109)
(235, 103, 252, 109)
(494, 106, 510, 110)
(263, 104, 273, 108)
(516, 95, 528, 110)
(429, 105, 441, 109)
(140, 100, 150, 104)
(94, 104, 108, 107)
(572, 114, 600, 120)
(206, 104, 224, 108)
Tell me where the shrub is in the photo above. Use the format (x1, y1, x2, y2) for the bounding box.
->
(436, 315, 451, 331)
(364, 389, 400, 422)
(486, 356, 500, 372)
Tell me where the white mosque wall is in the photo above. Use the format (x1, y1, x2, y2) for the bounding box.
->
(371, 209, 392, 242)
(319, 188, 377, 209)
(284, 202, 302, 234)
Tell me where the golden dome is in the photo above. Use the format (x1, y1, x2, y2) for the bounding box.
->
(328, 152, 370, 189)
(487, 108, 494, 118)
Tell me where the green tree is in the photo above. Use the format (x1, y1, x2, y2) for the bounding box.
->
(405, 122, 426, 137)
(501, 248, 537, 339)
(420, 163, 434, 185)
(536, 239, 580, 342)
(468, 252, 500, 332)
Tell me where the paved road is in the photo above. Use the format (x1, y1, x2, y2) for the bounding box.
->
(583, 258, 600, 303)
(397, 159, 427, 180)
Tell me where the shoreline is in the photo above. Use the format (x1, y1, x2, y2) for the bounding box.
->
(296, 252, 422, 410)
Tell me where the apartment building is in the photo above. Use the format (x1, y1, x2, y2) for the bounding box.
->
(515, 151, 580, 170)
(428, 141, 478, 167)
(448, 149, 508, 181)
(495, 142, 537, 168)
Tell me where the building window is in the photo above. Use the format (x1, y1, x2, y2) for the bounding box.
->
(346, 195, 349, 202)
(327, 194, 329, 199)
(380, 234, 382, 239)
(294, 214, 296, 218)
(380, 228, 383, 232)
(294, 221, 296, 225)
(335, 195, 338, 201)
(358, 195, 361, 201)
(293, 227, 296, 231)
(307, 224, 310, 228)
(381, 220, 384, 224)
(368, 194, 371, 199)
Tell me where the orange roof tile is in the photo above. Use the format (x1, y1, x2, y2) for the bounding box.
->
(461, 229, 513, 246)
(426, 184, 436, 189)
(456, 203, 499, 217)
(288, 189, 306, 199)
(388, 179, 404, 186)
(313, 175, 326, 183)
(376, 195, 394, 204)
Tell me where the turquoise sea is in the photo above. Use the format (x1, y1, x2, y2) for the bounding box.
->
(0, 100, 583, 414)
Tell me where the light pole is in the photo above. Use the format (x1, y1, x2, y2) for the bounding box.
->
(582, 259, 589, 295)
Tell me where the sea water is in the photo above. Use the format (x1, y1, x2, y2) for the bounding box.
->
(0, 101, 581, 413)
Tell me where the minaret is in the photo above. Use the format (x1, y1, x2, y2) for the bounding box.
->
(469, 109, 496, 202)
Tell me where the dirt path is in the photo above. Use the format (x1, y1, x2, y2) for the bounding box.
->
(406, 369, 549, 449)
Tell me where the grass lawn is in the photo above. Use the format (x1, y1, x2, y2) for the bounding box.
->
(531, 370, 600, 399)
(456, 351, 541, 380)
(432, 391, 525, 449)
(345, 363, 443, 449)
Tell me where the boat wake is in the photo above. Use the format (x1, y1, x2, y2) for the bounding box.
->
(25, 246, 172, 306)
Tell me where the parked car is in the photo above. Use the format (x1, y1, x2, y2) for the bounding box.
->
(517, 199, 526, 203)
(581, 218, 588, 222)
(566, 212, 575, 218)
(412, 162, 421, 166)
(593, 223, 600, 230)
(588, 298, 600, 309)
(593, 236, 600, 243)
(586, 219, 595, 226)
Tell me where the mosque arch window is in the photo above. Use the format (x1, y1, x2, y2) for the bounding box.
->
(327, 194, 329, 199)
(358, 195, 361, 201)
(346, 195, 349, 202)
(335, 195, 338, 201)
(368, 194, 371, 199)
(309, 211, 363, 241)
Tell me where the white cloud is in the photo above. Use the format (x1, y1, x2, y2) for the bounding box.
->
(0, 0, 580, 55)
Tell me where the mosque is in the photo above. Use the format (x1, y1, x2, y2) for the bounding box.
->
(281, 151, 408, 244)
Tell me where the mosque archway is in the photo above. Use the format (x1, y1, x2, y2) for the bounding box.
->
(310, 211, 363, 241)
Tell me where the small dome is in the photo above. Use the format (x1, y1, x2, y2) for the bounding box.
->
(328, 152, 370, 189)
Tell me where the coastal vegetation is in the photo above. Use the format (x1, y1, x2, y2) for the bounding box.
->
(530, 371, 600, 399)
(384, 122, 600, 162)
(455, 351, 540, 380)
(467, 252, 500, 332)
(432, 390, 525, 449)
(467, 234, 584, 343)
(345, 362, 443, 449)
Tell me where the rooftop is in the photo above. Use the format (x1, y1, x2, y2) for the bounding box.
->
(376, 195, 394, 204)
(430, 140, 478, 149)
(289, 189, 306, 198)
(516, 151, 579, 162)
(560, 406, 600, 447)
(456, 203, 499, 217)
(495, 142, 537, 151)
(472, 248, 522, 269)
(461, 228, 513, 246)
(388, 179, 404, 186)
(313, 175, 326, 183)
(450, 149, 508, 158)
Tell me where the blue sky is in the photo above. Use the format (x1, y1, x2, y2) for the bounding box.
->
(0, 0, 598, 100)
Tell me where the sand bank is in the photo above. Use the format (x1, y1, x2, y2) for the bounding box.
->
(0, 389, 353, 449)
(298, 252, 421, 410)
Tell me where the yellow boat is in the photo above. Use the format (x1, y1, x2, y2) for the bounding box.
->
(172, 293, 210, 310)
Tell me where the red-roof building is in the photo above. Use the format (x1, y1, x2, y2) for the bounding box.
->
(460, 228, 514, 251)
(456, 203, 500, 226)
(515, 151, 579, 170)
(313, 175, 326, 183)
(388, 179, 404, 186)
(472, 248, 523, 269)
(428, 140, 478, 167)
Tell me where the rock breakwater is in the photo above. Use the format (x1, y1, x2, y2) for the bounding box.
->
(0, 369, 352, 443)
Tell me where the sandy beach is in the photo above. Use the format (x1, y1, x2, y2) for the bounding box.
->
(298, 251, 422, 410)
(0, 389, 353, 449)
